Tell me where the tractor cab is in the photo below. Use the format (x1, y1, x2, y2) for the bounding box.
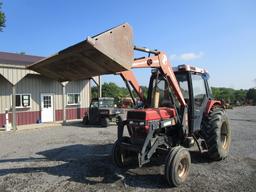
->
(137, 64, 213, 134)
(173, 65, 213, 133)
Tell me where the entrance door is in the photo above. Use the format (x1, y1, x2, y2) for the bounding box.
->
(41, 94, 54, 122)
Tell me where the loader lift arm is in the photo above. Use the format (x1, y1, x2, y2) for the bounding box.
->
(119, 46, 187, 109)
(119, 70, 145, 104)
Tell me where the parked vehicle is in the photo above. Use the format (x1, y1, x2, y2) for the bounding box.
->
(83, 97, 126, 127)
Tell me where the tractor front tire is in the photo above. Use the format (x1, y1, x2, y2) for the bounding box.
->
(116, 116, 123, 126)
(112, 137, 137, 168)
(82, 116, 89, 125)
(202, 107, 231, 160)
(165, 146, 191, 187)
(100, 118, 109, 127)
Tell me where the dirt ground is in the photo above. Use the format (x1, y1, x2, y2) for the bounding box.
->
(0, 106, 255, 192)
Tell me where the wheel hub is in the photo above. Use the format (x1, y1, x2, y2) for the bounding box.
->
(177, 158, 189, 179)
(221, 123, 228, 150)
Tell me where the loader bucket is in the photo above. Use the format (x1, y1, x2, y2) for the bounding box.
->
(28, 23, 133, 81)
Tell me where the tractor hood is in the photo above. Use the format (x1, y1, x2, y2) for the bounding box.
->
(127, 107, 177, 121)
(28, 23, 134, 82)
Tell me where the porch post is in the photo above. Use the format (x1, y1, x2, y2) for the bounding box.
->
(12, 84, 17, 130)
(98, 76, 102, 97)
(62, 82, 67, 124)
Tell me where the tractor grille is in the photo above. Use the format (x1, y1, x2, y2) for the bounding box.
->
(127, 111, 146, 120)
(100, 109, 109, 115)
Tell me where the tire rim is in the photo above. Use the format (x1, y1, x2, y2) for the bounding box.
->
(221, 123, 228, 150)
(177, 158, 189, 179)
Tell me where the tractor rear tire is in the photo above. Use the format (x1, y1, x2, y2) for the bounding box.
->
(82, 116, 89, 125)
(165, 146, 191, 187)
(116, 116, 123, 126)
(100, 118, 109, 127)
(112, 137, 137, 168)
(202, 107, 231, 160)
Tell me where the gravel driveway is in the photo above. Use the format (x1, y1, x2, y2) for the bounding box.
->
(0, 106, 255, 192)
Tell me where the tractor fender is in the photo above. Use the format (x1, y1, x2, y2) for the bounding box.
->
(204, 100, 222, 116)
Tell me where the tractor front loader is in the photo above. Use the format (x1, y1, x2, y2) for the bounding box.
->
(29, 23, 231, 187)
(113, 48, 231, 186)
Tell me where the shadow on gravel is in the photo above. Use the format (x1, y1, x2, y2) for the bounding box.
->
(230, 118, 256, 123)
(0, 144, 122, 184)
(0, 144, 170, 189)
(62, 122, 117, 129)
(190, 151, 211, 164)
(0, 143, 218, 189)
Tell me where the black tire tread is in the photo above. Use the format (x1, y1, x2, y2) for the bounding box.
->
(112, 137, 137, 168)
(165, 146, 191, 187)
(201, 107, 231, 160)
(165, 146, 182, 186)
(100, 118, 109, 127)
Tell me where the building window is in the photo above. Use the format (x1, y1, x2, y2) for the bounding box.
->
(67, 93, 80, 105)
(16, 94, 31, 108)
(43, 96, 52, 108)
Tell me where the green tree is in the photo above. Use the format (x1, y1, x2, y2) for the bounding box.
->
(102, 82, 129, 104)
(0, 2, 6, 31)
(91, 86, 98, 99)
(234, 89, 247, 105)
(246, 88, 256, 105)
(90, 82, 147, 104)
(211, 87, 247, 105)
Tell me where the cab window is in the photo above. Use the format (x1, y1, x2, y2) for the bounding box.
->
(151, 78, 173, 107)
(176, 73, 189, 100)
(192, 74, 207, 107)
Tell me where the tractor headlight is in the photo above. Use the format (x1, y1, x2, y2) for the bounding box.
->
(139, 121, 145, 126)
(128, 120, 145, 126)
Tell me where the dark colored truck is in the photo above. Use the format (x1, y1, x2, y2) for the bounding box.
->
(83, 97, 126, 127)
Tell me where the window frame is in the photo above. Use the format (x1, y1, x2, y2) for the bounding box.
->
(191, 73, 207, 107)
(15, 93, 32, 108)
(67, 93, 80, 106)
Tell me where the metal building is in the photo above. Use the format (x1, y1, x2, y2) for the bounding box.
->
(0, 51, 90, 129)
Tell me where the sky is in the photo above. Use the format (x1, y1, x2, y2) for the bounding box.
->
(0, 0, 256, 89)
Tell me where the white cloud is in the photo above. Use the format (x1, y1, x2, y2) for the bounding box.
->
(170, 52, 204, 61)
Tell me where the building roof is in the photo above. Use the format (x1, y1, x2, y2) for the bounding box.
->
(0, 51, 45, 66)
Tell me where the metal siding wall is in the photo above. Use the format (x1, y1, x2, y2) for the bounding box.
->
(16, 74, 63, 112)
(0, 67, 38, 114)
(81, 80, 90, 108)
(66, 80, 90, 108)
(0, 75, 12, 113)
(15, 76, 89, 112)
(1, 69, 90, 124)
(0, 67, 34, 85)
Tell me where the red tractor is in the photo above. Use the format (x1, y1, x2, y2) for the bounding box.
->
(112, 46, 231, 186)
(29, 23, 231, 187)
